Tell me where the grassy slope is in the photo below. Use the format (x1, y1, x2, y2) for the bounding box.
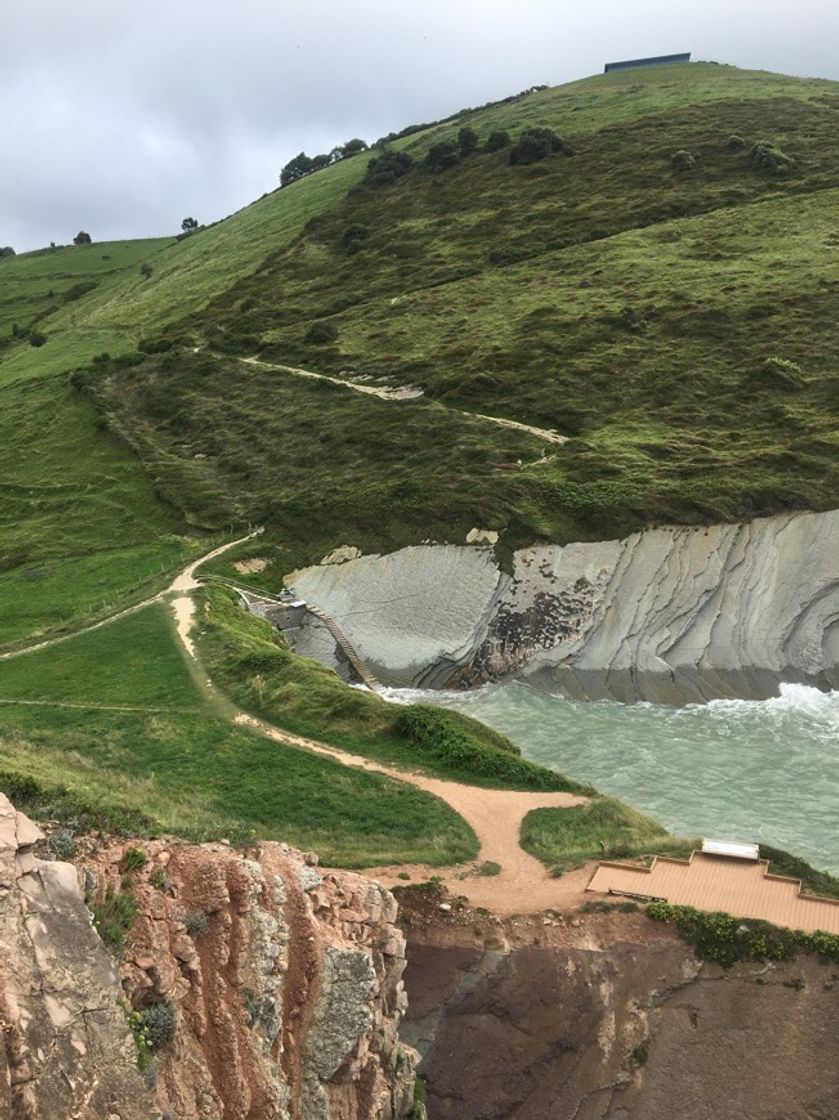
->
(0, 155, 369, 386)
(0, 606, 476, 866)
(0, 375, 197, 646)
(0, 237, 173, 343)
(522, 800, 839, 899)
(84, 63, 839, 563)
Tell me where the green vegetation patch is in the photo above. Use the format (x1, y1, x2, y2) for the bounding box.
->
(521, 796, 696, 870)
(195, 586, 582, 791)
(0, 705, 476, 867)
(0, 374, 193, 646)
(646, 902, 839, 969)
(0, 604, 200, 708)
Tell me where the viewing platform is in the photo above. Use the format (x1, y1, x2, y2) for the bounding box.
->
(587, 849, 839, 935)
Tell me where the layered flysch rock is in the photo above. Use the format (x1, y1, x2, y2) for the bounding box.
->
(84, 833, 417, 1120)
(0, 793, 153, 1120)
(287, 509, 839, 702)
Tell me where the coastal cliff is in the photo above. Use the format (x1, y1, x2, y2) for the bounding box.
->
(398, 910, 839, 1120)
(0, 793, 416, 1120)
(288, 509, 839, 702)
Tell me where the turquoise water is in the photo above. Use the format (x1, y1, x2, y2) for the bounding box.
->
(383, 682, 839, 875)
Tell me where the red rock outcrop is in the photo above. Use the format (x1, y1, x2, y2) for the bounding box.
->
(0, 794, 153, 1120)
(82, 832, 416, 1120)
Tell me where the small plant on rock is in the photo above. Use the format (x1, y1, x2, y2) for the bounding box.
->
(123, 846, 148, 871)
(48, 827, 76, 859)
(184, 908, 209, 938)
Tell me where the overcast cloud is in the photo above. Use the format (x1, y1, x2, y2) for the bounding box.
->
(3, 0, 838, 251)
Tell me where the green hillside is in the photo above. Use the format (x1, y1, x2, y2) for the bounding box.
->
(1, 60, 838, 873)
(69, 62, 839, 570)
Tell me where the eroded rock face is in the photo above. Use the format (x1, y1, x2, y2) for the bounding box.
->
(82, 833, 416, 1120)
(287, 510, 839, 701)
(402, 928, 839, 1120)
(0, 794, 153, 1120)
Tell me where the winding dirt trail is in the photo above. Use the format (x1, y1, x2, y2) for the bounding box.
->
(3, 531, 592, 914)
(165, 549, 591, 914)
(0, 531, 261, 663)
(238, 355, 566, 447)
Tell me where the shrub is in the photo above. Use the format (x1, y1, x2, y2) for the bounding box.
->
(510, 127, 565, 165)
(749, 141, 793, 176)
(73, 231, 92, 245)
(137, 1002, 177, 1049)
(123, 846, 148, 871)
(484, 130, 511, 152)
(671, 149, 696, 172)
(760, 356, 803, 387)
(425, 140, 461, 172)
(457, 126, 478, 155)
(0, 246, 15, 258)
(140, 262, 153, 279)
(363, 149, 414, 188)
(91, 888, 138, 951)
(184, 909, 209, 937)
(304, 320, 339, 345)
(48, 828, 76, 859)
(342, 223, 369, 255)
(727, 134, 747, 151)
(63, 280, 98, 303)
(394, 705, 581, 791)
(28, 331, 47, 347)
(618, 305, 647, 331)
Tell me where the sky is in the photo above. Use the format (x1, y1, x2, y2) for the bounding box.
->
(3, 0, 838, 252)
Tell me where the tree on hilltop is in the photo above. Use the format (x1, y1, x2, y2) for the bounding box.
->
(181, 217, 199, 233)
(280, 152, 315, 187)
(73, 231, 92, 245)
(0, 246, 15, 259)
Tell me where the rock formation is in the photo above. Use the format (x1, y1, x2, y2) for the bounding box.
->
(400, 914, 839, 1119)
(0, 792, 416, 1120)
(287, 509, 839, 701)
(0, 794, 153, 1120)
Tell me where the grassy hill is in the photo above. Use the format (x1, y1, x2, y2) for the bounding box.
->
(1, 60, 837, 875)
(62, 61, 839, 574)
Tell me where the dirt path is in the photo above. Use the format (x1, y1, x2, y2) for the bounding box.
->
(168, 585, 591, 914)
(2, 532, 592, 915)
(238, 355, 566, 448)
(0, 531, 261, 663)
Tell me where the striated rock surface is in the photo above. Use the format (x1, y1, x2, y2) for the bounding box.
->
(401, 919, 839, 1120)
(83, 832, 416, 1120)
(288, 509, 839, 701)
(0, 794, 154, 1120)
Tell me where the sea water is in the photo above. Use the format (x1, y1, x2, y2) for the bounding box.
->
(381, 682, 839, 875)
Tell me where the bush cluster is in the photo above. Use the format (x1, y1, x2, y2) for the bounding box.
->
(362, 149, 415, 188)
(280, 138, 369, 187)
(509, 127, 566, 165)
(394, 704, 579, 791)
(749, 141, 793, 176)
(646, 902, 839, 969)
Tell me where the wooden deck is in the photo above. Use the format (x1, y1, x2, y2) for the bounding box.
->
(587, 852, 839, 934)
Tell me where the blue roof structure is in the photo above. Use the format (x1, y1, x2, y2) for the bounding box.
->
(604, 53, 691, 73)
